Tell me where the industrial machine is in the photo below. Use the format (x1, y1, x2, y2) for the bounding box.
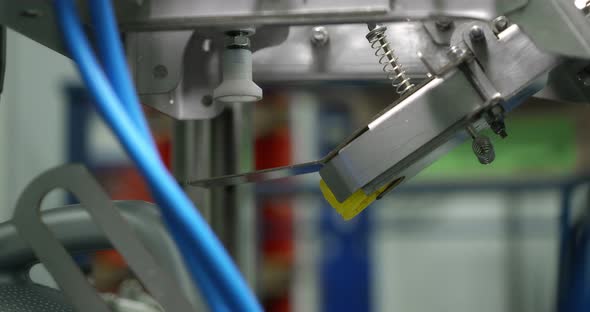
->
(0, 0, 589, 311)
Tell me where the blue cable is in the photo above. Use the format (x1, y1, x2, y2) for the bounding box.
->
(53, 1, 262, 311)
(86, 1, 221, 307)
(93, 3, 231, 303)
(166, 218, 230, 312)
(87, 0, 153, 144)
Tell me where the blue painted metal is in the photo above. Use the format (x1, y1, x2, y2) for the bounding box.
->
(557, 181, 590, 312)
(318, 108, 372, 312)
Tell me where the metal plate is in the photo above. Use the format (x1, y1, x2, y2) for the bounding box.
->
(12, 165, 194, 312)
(0, 0, 527, 55)
(0, 201, 202, 308)
(319, 69, 487, 201)
(508, 0, 590, 59)
(253, 23, 450, 83)
(118, 0, 526, 30)
(186, 160, 324, 188)
(452, 22, 560, 99)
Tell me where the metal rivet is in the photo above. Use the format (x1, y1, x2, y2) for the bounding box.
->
(311, 26, 329, 47)
(152, 65, 168, 79)
(469, 25, 485, 41)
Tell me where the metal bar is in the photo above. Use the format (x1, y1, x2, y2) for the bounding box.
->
(172, 120, 213, 221)
(210, 103, 258, 288)
(117, 0, 527, 31)
(173, 106, 258, 287)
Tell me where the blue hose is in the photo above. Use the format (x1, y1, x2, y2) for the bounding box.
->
(53, 1, 261, 311)
(86, 2, 227, 309)
(87, 0, 153, 144)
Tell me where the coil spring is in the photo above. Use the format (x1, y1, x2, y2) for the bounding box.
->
(366, 25, 414, 95)
(472, 136, 495, 164)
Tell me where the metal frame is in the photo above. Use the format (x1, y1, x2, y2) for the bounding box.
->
(1, 0, 589, 120)
(12, 165, 194, 312)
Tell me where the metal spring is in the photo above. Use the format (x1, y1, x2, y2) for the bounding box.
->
(366, 25, 414, 95)
(472, 136, 495, 164)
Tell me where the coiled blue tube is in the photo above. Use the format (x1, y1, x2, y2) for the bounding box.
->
(53, 1, 261, 311)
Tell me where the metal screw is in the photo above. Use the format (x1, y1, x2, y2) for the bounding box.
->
(469, 25, 485, 41)
(435, 18, 453, 31)
(448, 46, 466, 61)
(152, 64, 168, 79)
(492, 16, 509, 34)
(311, 26, 329, 47)
(467, 126, 496, 165)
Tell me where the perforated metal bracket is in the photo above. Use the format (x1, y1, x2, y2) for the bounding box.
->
(12, 164, 194, 312)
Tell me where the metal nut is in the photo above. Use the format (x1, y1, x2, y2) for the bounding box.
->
(311, 26, 329, 46)
(225, 35, 250, 49)
(492, 16, 509, 34)
(469, 25, 485, 41)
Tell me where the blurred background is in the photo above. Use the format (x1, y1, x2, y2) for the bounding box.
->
(1, 28, 590, 312)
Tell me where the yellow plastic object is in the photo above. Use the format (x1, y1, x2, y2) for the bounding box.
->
(320, 178, 401, 221)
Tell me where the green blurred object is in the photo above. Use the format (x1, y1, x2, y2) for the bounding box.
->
(417, 116, 577, 180)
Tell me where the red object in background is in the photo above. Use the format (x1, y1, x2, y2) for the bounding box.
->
(257, 125, 294, 312)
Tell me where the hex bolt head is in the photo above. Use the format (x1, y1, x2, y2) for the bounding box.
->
(492, 16, 509, 33)
(310, 26, 329, 47)
(469, 25, 485, 41)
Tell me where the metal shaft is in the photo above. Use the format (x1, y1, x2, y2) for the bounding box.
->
(172, 105, 258, 289)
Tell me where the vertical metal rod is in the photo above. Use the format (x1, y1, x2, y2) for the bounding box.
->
(172, 120, 213, 222)
(211, 103, 257, 288)
(172, 105, 257, 289)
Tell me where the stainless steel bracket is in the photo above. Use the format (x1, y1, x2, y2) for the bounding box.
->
(188, 21, 561, 204)
(12, 164, 194, 312)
